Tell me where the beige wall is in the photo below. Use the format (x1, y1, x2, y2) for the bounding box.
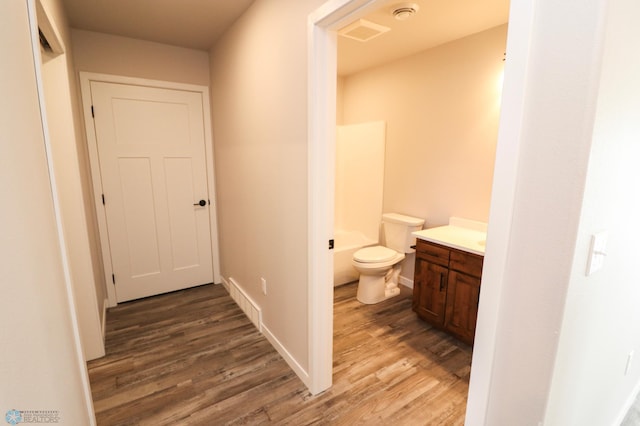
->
(209, 0, 326, 375)
(341, 25, 507, 228)
(39, 0, 105, 360)
(70, 30, 211, 308)
(336, 76, 345, 124)
(71, 29, 210, 86)
(340, 25, 506, 282)
(0, 1, 93, 422)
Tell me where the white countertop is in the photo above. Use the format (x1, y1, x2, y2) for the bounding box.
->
(412, 217, 487, 256)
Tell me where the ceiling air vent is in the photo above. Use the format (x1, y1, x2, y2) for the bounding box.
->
(338, 19, 390, 42)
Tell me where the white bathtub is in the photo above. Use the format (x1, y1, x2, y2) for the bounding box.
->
(333, 230, 376, 287)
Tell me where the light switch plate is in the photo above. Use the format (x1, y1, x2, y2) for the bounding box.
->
(586, 231, 608, 276)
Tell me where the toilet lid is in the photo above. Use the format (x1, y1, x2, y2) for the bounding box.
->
(353, 246, 398, 263)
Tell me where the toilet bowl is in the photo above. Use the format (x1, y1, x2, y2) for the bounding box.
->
(352, 245, 405, 304)
(351, 213, 425, 304)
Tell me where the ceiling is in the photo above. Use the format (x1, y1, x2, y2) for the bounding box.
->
(61, 0, 256, 50)
(61, 0, 509, 75)
(338, 0, 510, 75)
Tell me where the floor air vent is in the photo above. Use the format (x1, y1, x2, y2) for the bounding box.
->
(228, 277, 262, 331)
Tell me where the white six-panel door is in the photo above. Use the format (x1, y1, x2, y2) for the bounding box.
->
(90, 82, 213, 302)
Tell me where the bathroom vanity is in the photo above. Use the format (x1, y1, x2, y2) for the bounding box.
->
(411, 218, 486, 346)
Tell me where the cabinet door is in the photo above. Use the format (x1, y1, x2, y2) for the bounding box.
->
(444, 271, 481, 345)
(413, 257, 448, 325)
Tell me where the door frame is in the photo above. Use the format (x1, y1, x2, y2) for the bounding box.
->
(80, 72, 222, 307)
(307, 0, 395, 396)
(307, 0, 535, 423)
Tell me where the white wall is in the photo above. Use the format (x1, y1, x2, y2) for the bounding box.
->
(467, 0, 640, 424)
(39, 0, 105, 361)
(0, 1, 93, 422)
(475, 0, 603, 421)
(544, 0, 640, 423)
(209, 0, 326, 378)
(71, 29, 210, 86)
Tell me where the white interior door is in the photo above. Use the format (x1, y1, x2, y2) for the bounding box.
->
(90, 82, 213, 302)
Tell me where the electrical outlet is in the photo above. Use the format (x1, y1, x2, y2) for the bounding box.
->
(261, 277, 267, 295)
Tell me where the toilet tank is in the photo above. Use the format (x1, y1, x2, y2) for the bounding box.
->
(382, 213, 425, 253)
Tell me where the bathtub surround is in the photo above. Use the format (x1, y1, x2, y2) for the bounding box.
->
(334, 121, 386, 243)
(333, 121, 386, 286)
(333, 230, 369, 286)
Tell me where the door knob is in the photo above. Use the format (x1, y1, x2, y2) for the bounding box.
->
(193, 199, 207, 207)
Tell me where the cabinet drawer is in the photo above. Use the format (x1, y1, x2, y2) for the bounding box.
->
(415, 239, 449, 267)
(450, 250, 483, 278)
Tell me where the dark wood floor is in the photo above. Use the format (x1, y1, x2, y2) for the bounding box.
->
(88, 282, 472, 425)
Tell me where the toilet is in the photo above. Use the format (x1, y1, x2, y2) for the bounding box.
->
(352, 213, 425, 304)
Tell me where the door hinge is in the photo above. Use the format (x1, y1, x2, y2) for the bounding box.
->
(112, 273, 115, 285)
(101, 194, 105, 205)
(329, 239, 334, 250)
(91, 105, 95, 118)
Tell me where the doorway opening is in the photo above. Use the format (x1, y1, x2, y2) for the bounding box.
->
(308, 0, 534, 423)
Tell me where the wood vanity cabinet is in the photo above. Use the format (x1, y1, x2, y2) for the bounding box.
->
(412, 239, 483, 345)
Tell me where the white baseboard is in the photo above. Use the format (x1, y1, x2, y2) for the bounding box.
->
(221, 276, 310, 388)
(220, 278, 230, 292)
(261, 323, 310, 388)
(399, 275, 413, 289)
(224, 277, 262, 331)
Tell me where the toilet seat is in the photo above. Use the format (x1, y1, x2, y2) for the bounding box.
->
(353, 246, 398, 263)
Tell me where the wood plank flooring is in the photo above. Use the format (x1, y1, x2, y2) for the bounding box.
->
(88, 283, 472, 425)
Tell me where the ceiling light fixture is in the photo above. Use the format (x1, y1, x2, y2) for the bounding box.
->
(391, 3, 420, 21)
